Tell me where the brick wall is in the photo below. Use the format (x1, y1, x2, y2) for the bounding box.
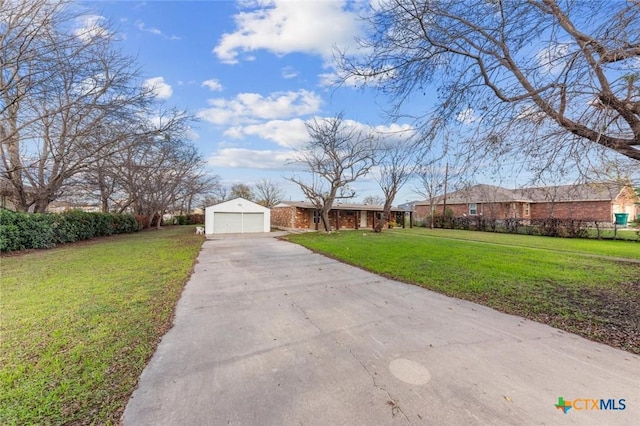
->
(295, 207, 313, 228)
(414, 204, 465, 220)
(417, 200, 614, 222)
(270, 206, 295, 228)
(274, 207, 408, 229)
(330, 210, 358, 229)
(530, 201, 611, 221)
(613, 188, 639, 218)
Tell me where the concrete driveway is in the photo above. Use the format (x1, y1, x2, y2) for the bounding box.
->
(122, 234, 639, 425)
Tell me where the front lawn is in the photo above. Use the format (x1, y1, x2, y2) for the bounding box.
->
(285, 228, 640, 354)
(0, 226, 204, 425)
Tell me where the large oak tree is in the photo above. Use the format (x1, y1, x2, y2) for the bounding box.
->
(0, 0, 169, 212)
(288, 114, 378, 232)
(340, 0, 640, 175)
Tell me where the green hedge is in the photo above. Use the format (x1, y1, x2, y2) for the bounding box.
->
(0, 209, 139, 252)
(172, 214, 204, 225)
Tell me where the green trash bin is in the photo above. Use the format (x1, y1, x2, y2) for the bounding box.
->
(614, 213, 629, 225)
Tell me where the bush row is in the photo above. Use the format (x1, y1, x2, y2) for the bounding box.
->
(170, 214, 204, 225)
(0, 209, 139, 252)
(131, 214, 203, 229)
(423, 215, 623, 239)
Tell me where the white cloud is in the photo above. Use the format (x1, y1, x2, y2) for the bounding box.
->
(197, 89, 322, 125)
(224, 119, 308, 148)
(536, 42, 572, 75)
(208, 148, 295, 169)
(143, 77, 173, 100)
(456, 108, 478, 125)
(319, 66, 396, 88)
(281, 66, 298, 79)
(74, 15, 110, 42)
(222, 117, 414, 150)
(516, 105, 546, 123)
(136, 20, 181, 40)
(186, 128, 200, 141)
(74, 73, 107, 96)
(373, 123, 415, 135)
(213, 0, 362, 64)
(202, 79, 223, 92)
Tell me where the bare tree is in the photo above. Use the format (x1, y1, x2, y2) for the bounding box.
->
(114, 133, 204, 229)
(59, 108, 195, 216)
(229, 183, 254, 201)
(212, 186, 229, 204)
(372, 131, 421, 232)
(287, 114, 377, 231)
(414, 160, 446, 229)
(65, 156, 120, 212)
(0, 0, 159, 212)
(178, 174, 221, 214)
(414, 147, 467, 228)
(362, 195, 384, 205)
(340, 0, 640, 176)
(254, 179, 284, 208)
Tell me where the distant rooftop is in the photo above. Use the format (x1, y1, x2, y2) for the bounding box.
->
(274, 200, 409, 212)
(415, 182, 631, 205)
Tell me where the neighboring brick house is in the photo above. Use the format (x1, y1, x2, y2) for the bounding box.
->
(0, 177, 16, 210)
(271, 201, 413, 230)
(47, 201, 101, 213)
(414, 183, 639, 223)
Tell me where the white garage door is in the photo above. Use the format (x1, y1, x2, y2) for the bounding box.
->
(213, 213, 242, 234)
(213, 212, 265, 233)
(242, 213, 264, 233)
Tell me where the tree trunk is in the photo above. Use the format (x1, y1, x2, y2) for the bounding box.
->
(4, 103, 29, 212)
(429, 203, 435, 229)
(320, 209, 331, 232)
(374, 199, 394, 233)
(147, 212, 155, 229)
(374, 187, 399, 233)
(97, 169, 110, 213)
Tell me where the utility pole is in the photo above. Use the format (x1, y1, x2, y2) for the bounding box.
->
(442, 161, 449, 215)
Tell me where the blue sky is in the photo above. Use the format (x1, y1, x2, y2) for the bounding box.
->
(77, 0, 428, 205)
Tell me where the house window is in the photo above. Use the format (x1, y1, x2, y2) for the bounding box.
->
(313, 210, 320, 223)
(524, 203, 530, 216)
(469, 203, 478, 215)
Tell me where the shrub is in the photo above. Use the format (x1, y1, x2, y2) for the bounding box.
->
(426, 214, 599, 240)
(173, 214, 204, 225)
(531, 218, 590, 238)
(0, 209, 55, 250)
(188, 214, 204, 224)
(134, 215, 149, 230)
(0, 209, 139, 253)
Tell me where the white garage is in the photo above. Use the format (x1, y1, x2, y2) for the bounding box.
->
(204, 198, 271, 235)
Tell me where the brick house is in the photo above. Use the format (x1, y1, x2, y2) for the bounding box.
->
(0, 177, 17, 210)
(271, 201, 413, 230)
(47, 201, 101, 213)
(414, 183, 639, 223)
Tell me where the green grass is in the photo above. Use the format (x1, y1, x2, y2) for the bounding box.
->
(285, 228, 640, 354)
(0, 226, 204, 425)
(399, 228, 640, 259)
(587, 228, 639, 241)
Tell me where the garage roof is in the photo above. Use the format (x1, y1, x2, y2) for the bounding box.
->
(207, 197, 270, 212)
